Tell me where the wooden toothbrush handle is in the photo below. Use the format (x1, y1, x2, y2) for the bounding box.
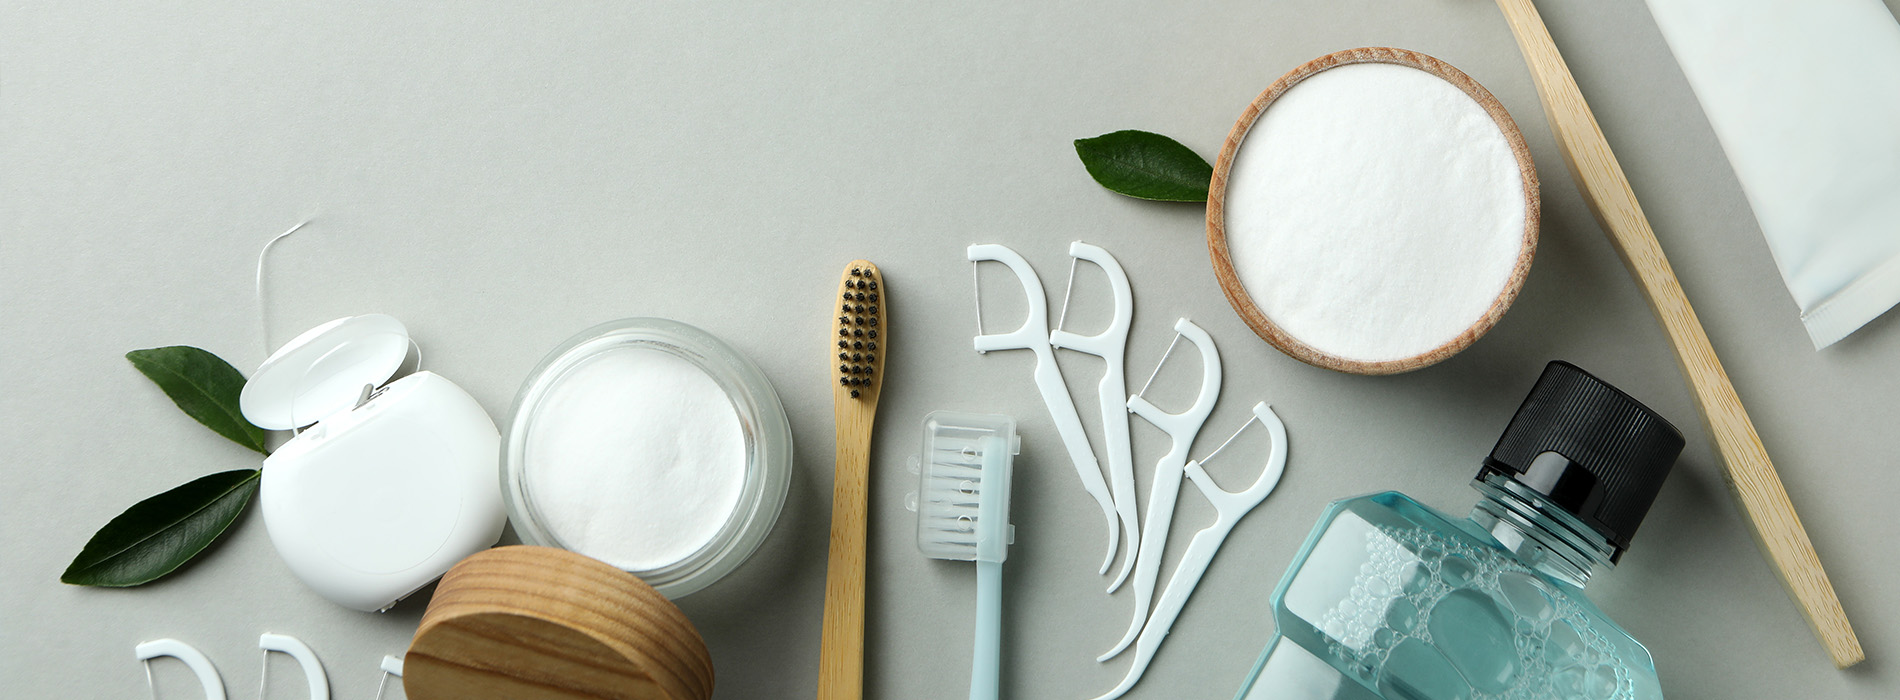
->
(1495, 0, 1862, 668)
(818, 400, 876, 699)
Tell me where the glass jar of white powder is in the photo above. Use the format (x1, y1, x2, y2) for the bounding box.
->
(502, 318, 793, 598)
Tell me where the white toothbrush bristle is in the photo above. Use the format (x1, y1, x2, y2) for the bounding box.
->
(919, 441, 989, 558)
(914, 422, 1014, 564)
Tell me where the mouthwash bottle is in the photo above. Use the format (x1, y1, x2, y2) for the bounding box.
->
(1235, 361, 1684, 700)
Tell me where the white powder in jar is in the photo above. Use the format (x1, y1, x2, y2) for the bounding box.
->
(1224, 62, 1527, 363)
(524, 346, 747, 572)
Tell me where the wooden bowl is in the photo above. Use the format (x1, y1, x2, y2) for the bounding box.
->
(405, 546, 715, 700)
(1206, 47, 1540, 375)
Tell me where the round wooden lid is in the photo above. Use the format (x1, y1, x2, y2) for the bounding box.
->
(405, 546, 714, 700)
(1206, 47, 1540, 375)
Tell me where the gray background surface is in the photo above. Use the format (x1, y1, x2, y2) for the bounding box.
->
(4, 1, 1897, 698)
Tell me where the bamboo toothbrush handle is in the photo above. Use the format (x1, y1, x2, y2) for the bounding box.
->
(818, 405, 873, 700)
(819, 261, 887, 699)
(1494, 0, 1862, 668)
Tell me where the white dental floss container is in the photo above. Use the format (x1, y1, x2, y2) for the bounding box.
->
(240, 314, 506, 612)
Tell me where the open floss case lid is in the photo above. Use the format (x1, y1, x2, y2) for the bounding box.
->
(241, 314, 411, 430)
(241, 314, 506, 612)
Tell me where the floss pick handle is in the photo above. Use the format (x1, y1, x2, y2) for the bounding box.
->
(1049, 241, 1141, 593)
(1103, 318, 1221, 661)
(969, 243, 1119, 575)
(1092, 402, 1286, 700)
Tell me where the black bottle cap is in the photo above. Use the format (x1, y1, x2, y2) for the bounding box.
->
(1478, 361, 1684, 558)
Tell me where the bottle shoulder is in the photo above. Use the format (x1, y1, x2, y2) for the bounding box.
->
(1292, 492, 1643, 632)
(1264, 490, 1659, 699)
(1310, 492, 1501, 556)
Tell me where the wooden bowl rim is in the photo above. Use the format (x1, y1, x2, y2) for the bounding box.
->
(1205, 46, 1541, 375)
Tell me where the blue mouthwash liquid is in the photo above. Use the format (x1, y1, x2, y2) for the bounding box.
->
(1236, 361, 1683, 700)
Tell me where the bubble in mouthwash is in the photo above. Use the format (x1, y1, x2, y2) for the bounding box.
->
(1313, 523, 1636, 700)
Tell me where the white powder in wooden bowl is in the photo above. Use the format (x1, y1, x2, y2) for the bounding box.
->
(524, 347, 746, 572)
(1224, 62, 1527, 364)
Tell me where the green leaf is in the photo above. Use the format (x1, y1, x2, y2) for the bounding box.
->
(1074, 130, 1213, 202)
(61, 469, 261, 587)
(126, 346, 268, 454)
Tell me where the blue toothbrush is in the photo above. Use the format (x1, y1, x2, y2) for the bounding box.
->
(916, 413, 1018, 700)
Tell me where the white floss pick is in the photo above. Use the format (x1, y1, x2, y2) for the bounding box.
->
(1225, 62, 1526, 363)
(524, 347, 746, 572)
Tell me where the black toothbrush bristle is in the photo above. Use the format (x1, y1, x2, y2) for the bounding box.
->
(837, 264, 882, 399)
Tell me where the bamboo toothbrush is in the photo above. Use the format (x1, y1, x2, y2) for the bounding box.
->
(818, 261, 888, 700)
(1495, 0, 1862, 668)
